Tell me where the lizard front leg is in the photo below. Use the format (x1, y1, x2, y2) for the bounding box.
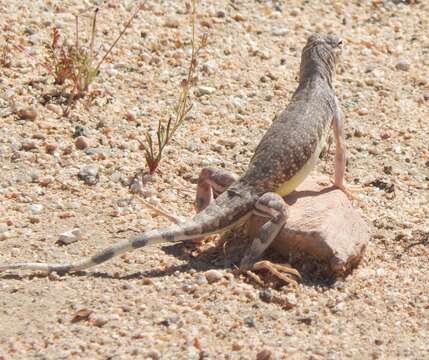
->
(195, 167, 238, 212)
(332, 97, 360, 199)
(333, 97, 346, 189)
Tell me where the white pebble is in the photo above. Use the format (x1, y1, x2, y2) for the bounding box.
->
(194, 86, 216, 97)
(58, 228, 83, 245)
(28, 204, 43, 214)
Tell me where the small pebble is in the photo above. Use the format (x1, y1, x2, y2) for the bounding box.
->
(28, 204, 43, 214)
(0, 232, 10, 241)
(73, 126, 87, 138)
(18, 107, 37, 121)
(75, 136, 89, 150)
(256, 349, 272, 360)
(57, 228, 83, 245)
(233, 13, 246, 21)
(125, 110, 137, 122)
(21, 141, 37, 151)
(284, 326, 294, 336)
(194, 86, 216, 97)
(358, 108, 369, 116)
(39, 176, 54, 187)
(259, 289, 273, 303)
(110, 171, 122, 183)
(105, 65, 118, 77)
(164, 17, 179, 28)
(44, 142, 57, 154)
(91, 315, 109, 327)
(46, 103, 63, 115)
(284, 293, 297, 308)
(243, 316, 255, 327)
(24, 27, 36, 36)
(272, 28, 288, 36)
(0, 224, 8, 234)
(78, 165, 99, 185)
(204, 269, 223, 283)
(146, 349, 161, 360)
(216, 10, 226, 18)
(395, 59, 410, 72)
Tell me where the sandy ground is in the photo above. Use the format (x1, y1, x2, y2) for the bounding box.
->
(0, 0, 428, 359)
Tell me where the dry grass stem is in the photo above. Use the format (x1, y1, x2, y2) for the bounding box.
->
(140, 0, 208, 174)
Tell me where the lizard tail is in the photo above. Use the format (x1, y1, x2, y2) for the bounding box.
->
(0, 223, 215, 274)
(0, 198, 252, 274)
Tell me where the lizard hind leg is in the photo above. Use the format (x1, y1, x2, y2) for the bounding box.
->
(240, 192, 289, 271)
(195, 167, 238, 213)
(136, 167, 238, 225)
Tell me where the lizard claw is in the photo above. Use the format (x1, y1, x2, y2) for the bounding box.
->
(330, 180, 362, 201)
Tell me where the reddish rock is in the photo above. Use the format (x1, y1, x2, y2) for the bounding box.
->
(247, 173, 369, 275)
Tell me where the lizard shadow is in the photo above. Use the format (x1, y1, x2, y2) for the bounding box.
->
(91, 236, 338, 289)
(0, 243, 338, 289)
(284, 186, 335, 205)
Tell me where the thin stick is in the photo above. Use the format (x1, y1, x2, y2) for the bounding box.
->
(89, 8, 99, 60)
(94, 2, 144, 73)
(134, 192, 184, 224)
(75, 15, 79, 50)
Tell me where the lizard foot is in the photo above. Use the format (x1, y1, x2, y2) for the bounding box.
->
(330, 180, 362, 201)
(252, 260, 301, 287)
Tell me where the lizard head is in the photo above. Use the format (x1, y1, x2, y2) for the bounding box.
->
(299, 33, 343, 87)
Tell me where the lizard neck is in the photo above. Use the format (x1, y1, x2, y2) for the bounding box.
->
(298, 72, 333, 91)
(298, 43, 336, 89)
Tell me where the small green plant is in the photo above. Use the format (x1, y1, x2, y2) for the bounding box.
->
(140, 0, 207, 174)
(43, 5, 142, 97)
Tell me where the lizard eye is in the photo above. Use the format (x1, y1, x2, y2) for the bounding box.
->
(337, 40, 343, 48)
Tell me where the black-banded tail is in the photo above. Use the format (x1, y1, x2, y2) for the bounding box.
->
(0, 193, 255, 274)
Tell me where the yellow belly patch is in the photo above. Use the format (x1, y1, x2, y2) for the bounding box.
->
(275, 154, 318, 196)
(275, 130, 328, 197)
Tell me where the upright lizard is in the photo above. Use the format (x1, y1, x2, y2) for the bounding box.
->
(0, 33, 348, 279)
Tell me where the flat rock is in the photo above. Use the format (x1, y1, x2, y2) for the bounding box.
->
(246, 173, 369, 275)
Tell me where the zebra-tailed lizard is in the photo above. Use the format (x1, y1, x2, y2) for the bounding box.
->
(0, 33, 352, 284)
